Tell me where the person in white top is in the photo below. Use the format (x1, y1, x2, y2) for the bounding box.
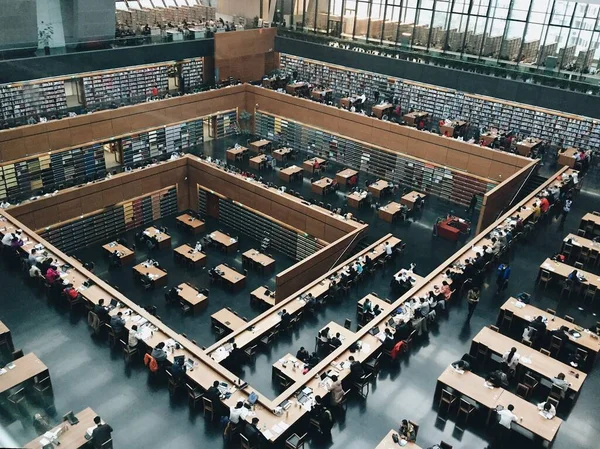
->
(502, 347, 520, 372)
(496, 404, 520, 429)
(385, 242, 393, 255)
(1, 232, 15, 246)
(537, 401, 556, 419)
(194, 241, 202, 252)
(229, 401, 245, 424)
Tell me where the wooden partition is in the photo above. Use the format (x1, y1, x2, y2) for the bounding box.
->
(275, 226, 366, 302)
(7, 158, 188, 230)
(214, 28, 279, 82)
(186, 155, 362, 242)
(476, 159, 539, 233)
(0, 85, 246, 162)
(245, 85, 530, 182)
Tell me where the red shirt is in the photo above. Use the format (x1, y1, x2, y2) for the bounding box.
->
(151, 87, 159, 96)
(540, 197, 550, 213)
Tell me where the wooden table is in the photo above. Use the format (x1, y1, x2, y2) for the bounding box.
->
(378, 202, 403, 223)
(102, 242, 134, 265)
(311, 88, 333, 101)
(273, 147, 292, 161)
(439, 120, 468, 138)
(372, 103, 393, 119)
(335, 168, 358, 185)
(347, 191, 366, 208)
(0, 320, 14, 353)
(499, 298, 600, 367)
(226, 146, 248, 161)
(272, 353, 306, 384)
(251, 286, 276, 307)
(286, 82, 308, 95)
(211, 308, 247, 333)
(403, 111, 428, 126)
(177, 283, 208, 315)
(368, 180, 390, 198)
(249, 139, 271, 153)
(25, 408, 97, 449)
(143, 227, 171, 249)
(249, 154, 268, 170)
(312, 177, 334, 195)
(516, 138, 542, 156)
(557, 148, 579, 168)
(480, 132, 500, 146)
(471, 327, 586, 394)
(174, 244, 207, 267)
(133, 261, 168, 287)
(321, 321, 355, 342)
(302, 157, 327, 174)
(375, 429, 422, 449)
(279, 165, 303, 182)
(216, 264, 246, 290)
(176, 214, 205, 234)
(209, 231, 238, 253)
(539, 257, 600, 289)
(562, 233, 599, 259)
(357, 294, 392, 316)
(0, 353, 48, 395)
(580, 212, 600, 236)
(400, 191, 426, 210)
(340, 97, 355, 109)
(242, 249, 275, 273)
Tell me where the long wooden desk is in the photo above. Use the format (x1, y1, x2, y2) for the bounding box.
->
(375, 429, 422, 449)
(471, 327, 586, 394)
(242, 249, 275, 273)
(378, 202, 403, 223)
(226, 145, 249, 161)
(516, 138, 542, 157)
(499, 298, 600, 365)
(0, 353, 48, 395)
(480, 132, 500, 146)
(176, 214, 205, 234)
(368, 180, 390, 198)
(25, 408, 97, 449)
(215, 264, 246, 290)
(312, 177, 334, 195)
(209, 231, 238, 254)
(272, 353, 306, 384)
(251, 286, 276, 307)
(211, 308, 247, 334)
(279, 165, 303, 182)
(539, 257, 600, 289)
(102, 242, 135, 265)
(302, 157, 327, 174)
(321, 321, 355, 342)
(372, 103, 393, 119)
(562, 233, 599, 260)
(580, 212, 600, 236)
(249, 139, 271, 153)
(347, 191, 367, 208)
(403, 111, 428, 126)
(177, 283, 208, 315)
(249, 154, 268, 170)
(557, 148, 579, 168)
(401, 191, 426, 210)
(335, 168, 358, 185)
(143, 227, 171, 249)
(0, 320, 14, 353)
(273, 147, 292, 161)
(174, 244, 207, 267)
(440, 120, 467, 138)
(133, 261, 168, 287)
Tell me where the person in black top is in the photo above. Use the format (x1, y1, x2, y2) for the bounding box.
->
(382, 328, 395, 350)
(296, 347, 310, 363)
(91, 416, 113, 449)
(348, 356, 364, 383)
(280, 309, 291, 328)
(243, 417, 261, 445)
(204, 380, 223, 415)
(93, 299, 111, 323)
(307, 352, 320, 369)
(168, 357, 187, 381)
(225, 344, 244, 372)
(330, 332, 342, 349)
(486, 364, 509, 388)
(530, 316, 547, 334)
(394, 319, 412, 342)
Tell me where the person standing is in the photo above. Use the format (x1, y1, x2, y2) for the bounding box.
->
(560, 196, 573, 224)
(496, 263, 511, 294)
(466, 287, 480, 321)
(467, 194, 478, 214)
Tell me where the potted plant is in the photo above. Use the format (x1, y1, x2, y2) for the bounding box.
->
(239, 110, 253, 134)
(39, 22, 54, 55)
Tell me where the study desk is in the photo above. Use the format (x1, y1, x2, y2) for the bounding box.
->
(480, 132, 500, 146)
(272, 353, 306, 384)
(133, 261, 168, 287)
(375, 429, 422, 449)
(0, 320, 14, 352)
(176, 214, 205, 234)
(321, 321, 355, 342)
(401, 191, 426, 210)
(286, 82, 309, 96)
(471, 327, 586, 395)
(440, 120, 468, 137)
(499, 298, 600, 366)
(0, 353, 48, 395)
(209, 231, 238, 253)
(436, 216, 470, 241)
(378, 202, 403, 223)
(211, 308, 247, 333)
(226, 146, 248, 161)
(580, 212, 600, 236)
(24, 407, 97, 449)
(174, 244, 207, 267)
(251, 286, 276, 307)
(557, 148, 579, 168)
(143, 227, 171, 249)
(242, 249, 275, 273)
(312, 177, 334, 195)
(273, 147, 292, 161)
(368, 180, 390, 198)
(403, 111, 428, 126)
(177, 283, 208, 315)
(340, 97, 355, 109)
(311, 88, 333, 101)
(347, 191, 366, 208)
(335, 168, 358, 185)
(372, 103, 393, 119)
(357, 294, 392, 316)
(249, 154, 268, 170)
(539, 258, 600, 289)
(561, 233, 599, 259)
(102, 242, 134, 265)
(215, 264, 246, 290)
(249, 139, 271, 153)
(516, 138, 542, 157)
(303, 157, 327, 174)
(279, 165, 303, 182)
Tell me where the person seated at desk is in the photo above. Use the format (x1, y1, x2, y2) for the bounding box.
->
(110, 312, 126, 336)
(91, 416, 113, 449)
(362, 298, 373, 315)
(280, 309, 291, 328)
(296, 346, 310, 363)
(330, 332, 342, 349)
(394, 319, 412, 342)
(552, 373, 571, 398)
(94, 299, 111, 324)
(486, 364, 509, 388)
(568, 352, 582, 369)
(568, 269, 584, 286)
(439, 281, 452, 301)
(194, 241, 203, 252)
(346, 356, 365, 387)
(45, 265, 61, 284)
(307, 352, 320, 369)
(550, 325, 570, 344)
(318, 327, 332, 344)
(502, 347, 520, 374)
(398, 419, 416, 442)
(589, 322, 600, 335)
(451, 358, 471, 372)
(109, 250, 121, 267)
(417, 297, 431, 318)
(128, 325, 139, 349)
(1, 231, 17, 246)
(242, 417, 262, 446)
(205, 380, 223, 411)
(353, 260, 363, 275)
(381, 328, 395, 350)
(384, 241, 393, 256)
(28, 248, 44, 266)
(29, 263, 43, 280)
(168, 356, 187, 381)
(529, 315, 547, 337)
(305, 293, 316, 312)
(538, 400, 557, 419)
(151, 342, 168, 366)
(540, 196, 550, 214)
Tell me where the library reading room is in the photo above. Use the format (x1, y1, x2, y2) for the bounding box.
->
(2, 1, 600, 449)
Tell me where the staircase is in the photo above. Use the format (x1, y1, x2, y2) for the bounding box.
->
(512, 174, 548, 205)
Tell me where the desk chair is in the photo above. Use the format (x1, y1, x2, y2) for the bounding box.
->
(275, 372, 292, 389)
(499, 309, 514, 330)
(439, 442, 453, 449)
(12, 349, 24, 360)
(166, 371, 183, 395)
(186, 383, 203, 410)
(516, 383, 530, 399)
(202, 397, 215, 421)
(549, 336, 563, 358)
(564, 315, 575, 323)
(120, 339, 138, 364)
(240, 434, 258, 449)
(353, 372, 372, 398)
(576, 348, 589, 366)
(33, 375, 53, 397)
(540, 348, 551, 356)
(456, 398, 476, 431)
(404, 330, 417, 353)
(438, 389, 457, 419)
(106, 325, 118, 348)
(7, 387, 26, 413)
(100, 439, 113, 449)
(523, 373, 539, 397)
(285, 433, 307, 449)
(537, 269, 552, 290)
(364, 353, 381, 374)
(244, 345, 257, 363)
(546, 396, 560, 411)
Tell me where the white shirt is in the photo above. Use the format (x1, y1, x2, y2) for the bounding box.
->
(385, 244, 392, 255)
(502, 351, 520, 370)
(537, 402, 556, 419)
(2, 233, 13, 246)
(29, 265, 42, 278)
(229, 406, 244, 424)
(194, 243, 202, 252)
(497, 409, 518, 429)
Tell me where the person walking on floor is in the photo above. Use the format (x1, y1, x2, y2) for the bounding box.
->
(467, 194, 478, 214)
(496, 263, 511, 295)
(560, 196, 573, 225)
(466, 287, 480, 321)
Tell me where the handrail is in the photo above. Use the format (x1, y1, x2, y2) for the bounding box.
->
(495, 162, 540, 221)
(328, 227, 366, 271)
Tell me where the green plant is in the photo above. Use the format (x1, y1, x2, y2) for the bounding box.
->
(38, 21, 54, 47)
